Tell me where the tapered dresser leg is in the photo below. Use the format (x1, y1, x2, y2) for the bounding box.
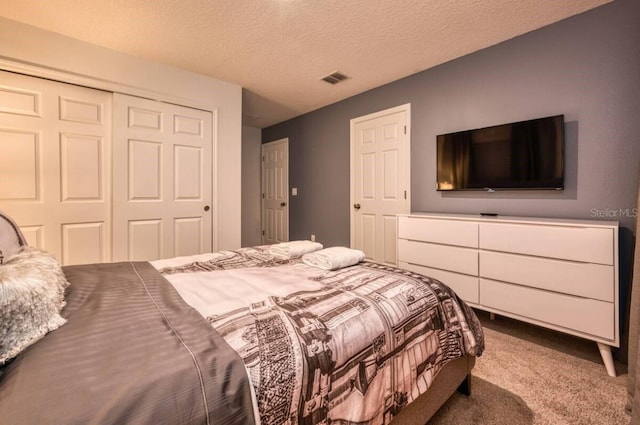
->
(597, 342, 616, 377)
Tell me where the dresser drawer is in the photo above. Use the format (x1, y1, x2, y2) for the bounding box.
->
(480, 251, 614, 302)
(398, 217, 478, 248)
(480, 279, 615, 341)
(399, 261, 479, 304)
(479, 223, 614, 264)
(398, 239, 478, 276)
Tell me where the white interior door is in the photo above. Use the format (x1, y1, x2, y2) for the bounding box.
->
(350, 104, 410, 265)
(112, 93, 213, 261)
(261, 138, 289, 244)
(0, 70, 112, 265)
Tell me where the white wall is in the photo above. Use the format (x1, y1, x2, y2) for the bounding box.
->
(241, 125, 262, 247)
(0, 17, 243, 250)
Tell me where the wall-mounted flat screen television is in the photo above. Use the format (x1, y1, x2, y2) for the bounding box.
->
(436, 115, 564, 191)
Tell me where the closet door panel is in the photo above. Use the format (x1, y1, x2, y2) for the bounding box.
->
(62, 222, 105, 265)
(0, 128, 39, 199)
(60, 133, 104, 200)
(0, 70, 111, 264)
(112, 94, 212, 261)
(128, 219, 163, 261)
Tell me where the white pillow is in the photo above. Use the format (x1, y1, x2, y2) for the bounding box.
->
(0, 247, 69, 364)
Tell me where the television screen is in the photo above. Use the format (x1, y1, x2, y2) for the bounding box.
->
(436, 115, 564, 191)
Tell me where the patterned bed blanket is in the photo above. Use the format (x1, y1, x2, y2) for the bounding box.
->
(154, 247, 484, 425)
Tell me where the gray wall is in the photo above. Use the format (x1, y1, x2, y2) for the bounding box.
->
(241, 125, 262, 247)
(262, 0, 640, 360)
(263, 0, 640, 246)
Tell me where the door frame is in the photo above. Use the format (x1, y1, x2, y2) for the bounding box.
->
(349, 103, 411, 248)
(261, 138, 289, 244)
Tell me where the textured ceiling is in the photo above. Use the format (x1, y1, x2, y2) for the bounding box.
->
(0, 0, 611, 128)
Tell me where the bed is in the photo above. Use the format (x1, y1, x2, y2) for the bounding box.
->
(0, 214, 484, 425)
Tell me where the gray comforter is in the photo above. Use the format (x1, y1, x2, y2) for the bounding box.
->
(0, 261, 255, 425)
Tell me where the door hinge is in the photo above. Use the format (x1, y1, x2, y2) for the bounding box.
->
(262, 155, 265, 162)
(404, 190, 407, 200)
(262, 193, 265, 199)
(262, 230, 265, 236)
(404, 125, 407, 135)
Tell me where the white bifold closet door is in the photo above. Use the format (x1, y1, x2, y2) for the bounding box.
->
(0, 72, 214, 264)
(0, 70, 112, 265)
(112, 94, 213, 261)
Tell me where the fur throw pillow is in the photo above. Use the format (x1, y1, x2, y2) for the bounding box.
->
(0, 247, 70, 364)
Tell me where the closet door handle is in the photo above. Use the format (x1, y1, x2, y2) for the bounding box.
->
(204, 205, 210, 212)
(353, 203, 361, 210)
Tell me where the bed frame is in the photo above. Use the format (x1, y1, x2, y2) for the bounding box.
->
(391, 355, 475, 424)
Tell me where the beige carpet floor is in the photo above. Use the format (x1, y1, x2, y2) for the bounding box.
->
(428, 311, 628, 425)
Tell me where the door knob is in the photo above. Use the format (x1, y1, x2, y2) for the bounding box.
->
(204, 205, 210, 212)
(280, 202, 287, 207)
(353, 203, 361, 210)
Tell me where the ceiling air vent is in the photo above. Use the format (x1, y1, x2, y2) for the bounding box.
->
(321, 71, 349, 85)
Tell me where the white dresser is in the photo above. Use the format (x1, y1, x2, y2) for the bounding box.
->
(397, 213, 619, 377)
